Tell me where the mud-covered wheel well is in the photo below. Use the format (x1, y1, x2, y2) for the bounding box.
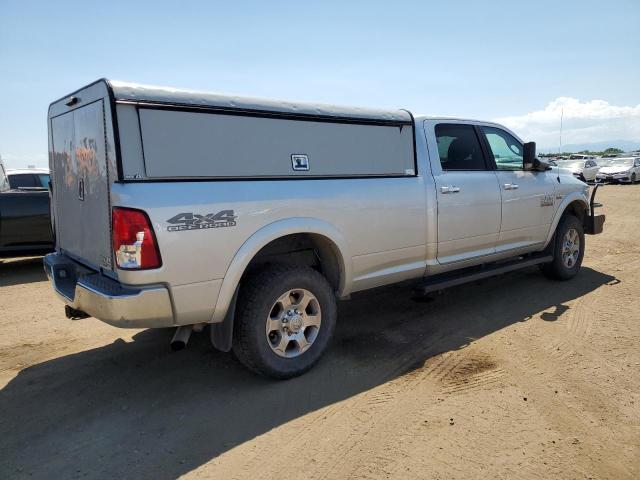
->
(563, 200, 589, 226)
(242, 233, 342, 293)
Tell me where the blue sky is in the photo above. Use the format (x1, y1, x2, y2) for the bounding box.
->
(1, 0, 639, 168)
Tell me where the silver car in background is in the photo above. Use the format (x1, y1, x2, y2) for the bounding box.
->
(596, 157, 640, 184)
(555, 158, 600, 183)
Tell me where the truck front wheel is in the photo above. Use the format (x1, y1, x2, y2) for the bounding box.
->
(232, 264, 337, 379)
(541, 214, 585, 280)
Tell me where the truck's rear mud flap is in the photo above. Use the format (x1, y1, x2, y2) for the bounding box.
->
(210, 287, 239, 352)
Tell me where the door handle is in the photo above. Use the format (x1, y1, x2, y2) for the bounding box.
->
(441, 185, 461, 194)
(503, 183, 519, 190)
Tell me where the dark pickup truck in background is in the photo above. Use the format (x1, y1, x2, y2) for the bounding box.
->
(0, 159, 53, 257)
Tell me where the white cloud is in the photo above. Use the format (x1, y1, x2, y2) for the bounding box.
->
(495, 97, 640, 149)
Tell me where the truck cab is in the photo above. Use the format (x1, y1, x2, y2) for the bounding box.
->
(419, 117, 594, 269)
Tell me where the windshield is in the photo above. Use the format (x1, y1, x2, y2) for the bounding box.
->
(601, 158, 633, 168)
(556, 160, 584, 169)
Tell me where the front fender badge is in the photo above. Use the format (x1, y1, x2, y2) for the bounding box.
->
(541, 194, 554, 207)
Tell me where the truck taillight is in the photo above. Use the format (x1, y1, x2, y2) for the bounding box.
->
(112, 207, 162, 270)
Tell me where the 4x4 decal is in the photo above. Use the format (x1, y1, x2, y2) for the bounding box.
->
(166, 210, 237, 232)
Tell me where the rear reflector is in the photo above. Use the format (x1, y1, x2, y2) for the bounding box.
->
(112, 207, 162, 270)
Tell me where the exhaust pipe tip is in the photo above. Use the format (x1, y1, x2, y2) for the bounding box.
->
(170, 325, 193, 351)
(65, 305, 90, 320)
(170, 340, 187, 351)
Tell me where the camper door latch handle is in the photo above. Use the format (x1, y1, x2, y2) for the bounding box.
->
(78, 178, 85, 201)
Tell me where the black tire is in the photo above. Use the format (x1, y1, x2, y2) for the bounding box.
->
(541, 214, 585, 280)
(632, 173, 637, 184)
(232, 264, 337, 379)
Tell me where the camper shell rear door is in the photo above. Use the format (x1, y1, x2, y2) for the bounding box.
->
(48, 80, 119, 271)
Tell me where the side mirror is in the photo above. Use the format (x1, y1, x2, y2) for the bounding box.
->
(523, 142, 536, 170)
(522, 141, 551, 171)
(533, 158, 552, 171)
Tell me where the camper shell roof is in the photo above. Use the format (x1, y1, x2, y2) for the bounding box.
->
(50, 79, 413, 125)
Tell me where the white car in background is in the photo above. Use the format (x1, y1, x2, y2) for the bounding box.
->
(555, 158, 600, 183)
(596, 157, 640, 184)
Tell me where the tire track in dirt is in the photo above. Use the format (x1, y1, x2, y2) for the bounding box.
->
(312, 349, 541, 480)
(313, 258, 640, 478)
(296, 299, 528, 477)
(282, 298, 492, 478)
(224, 349, 430, 480)
(0, 340, 74, 374)
(223, 322, 478, 479)
(492, 336, 638, 479)
(306, 348, 516, 479)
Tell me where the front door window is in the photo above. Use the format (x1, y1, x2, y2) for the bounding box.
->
(482, 126, 523, 171)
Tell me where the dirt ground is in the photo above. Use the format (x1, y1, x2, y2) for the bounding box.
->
(0, 185, 638, 480)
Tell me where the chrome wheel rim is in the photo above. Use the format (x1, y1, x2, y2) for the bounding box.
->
(265, 288, 321, 358)
(562, 228, 580, 268)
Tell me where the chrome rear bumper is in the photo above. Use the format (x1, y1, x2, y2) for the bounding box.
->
(43, 252, 174, 328)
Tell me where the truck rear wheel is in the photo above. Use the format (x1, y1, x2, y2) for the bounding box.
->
(232, 264, 337, 379)
(541, 214, 584, 280)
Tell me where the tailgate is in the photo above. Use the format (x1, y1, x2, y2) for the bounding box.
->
(50, 97, 112, 270)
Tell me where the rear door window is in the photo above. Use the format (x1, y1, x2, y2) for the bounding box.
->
(435, 124, 487, 171)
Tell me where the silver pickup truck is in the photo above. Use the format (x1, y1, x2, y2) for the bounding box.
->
(44, 80, 605, 378)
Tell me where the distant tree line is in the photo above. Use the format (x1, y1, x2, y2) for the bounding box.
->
(539, 147, 624, 158)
